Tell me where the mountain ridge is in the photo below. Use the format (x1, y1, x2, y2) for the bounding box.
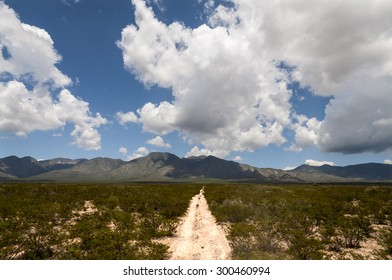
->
(1, 153, 391, 182)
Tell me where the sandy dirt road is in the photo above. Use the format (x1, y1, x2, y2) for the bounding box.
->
(166, 187, 232, 260)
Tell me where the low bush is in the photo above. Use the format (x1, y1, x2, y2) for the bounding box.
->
(0, 183, 199, 259)
(205, 184, 392, 260)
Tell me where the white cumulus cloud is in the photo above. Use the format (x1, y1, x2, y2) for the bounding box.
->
(232, 156, 243, 162)
(288, 115, 321, 152)
(118, 0, 291, 156)
(119, 0, 392, 156)
(283, 166, 296, 171)
(184, 146, 227, 158)
(147, 136, 171, 148)
(384, 159, 392, 165)
(116, 111, 138, 126)
(317, 79, 392, 153)
(0, 3, 106, 150)
(128, 146, 149, 160)
(255, 0, 392, 154)
(119, 146, 128, 157)
(119, 146, 150, 161)
(0, 3, 70, 86)
(305, 159, 335, 167)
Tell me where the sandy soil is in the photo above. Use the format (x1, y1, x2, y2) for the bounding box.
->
(67, 200, 98, 226)
(164, 187, 232, 260)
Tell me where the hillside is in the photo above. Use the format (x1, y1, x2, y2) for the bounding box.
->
(0, 156, 86, 179)
(1, 153, 391, 182)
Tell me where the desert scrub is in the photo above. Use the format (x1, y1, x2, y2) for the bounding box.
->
(0, 183, 199, 259)
(204, 184, 392, 260)
(229, 221, 286, 259)
(379, 228, 392, 257)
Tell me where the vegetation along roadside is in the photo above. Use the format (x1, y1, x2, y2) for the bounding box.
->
(1, 182, 391, 260)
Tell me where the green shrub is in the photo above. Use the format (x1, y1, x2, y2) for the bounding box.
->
(380, 228, 392, 257)
(205, 184, 392, 260)
(0, 183, 199, 260)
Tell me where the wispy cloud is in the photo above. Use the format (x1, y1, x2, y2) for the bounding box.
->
(61, 0, 81, 6)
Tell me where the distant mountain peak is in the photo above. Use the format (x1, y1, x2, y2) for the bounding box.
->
(185, 155, 208, 160)
(1, 153, 392, 182)
(146, 152, 179, 159)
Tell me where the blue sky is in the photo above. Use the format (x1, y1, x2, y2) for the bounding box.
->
(1, 0, 392, 169)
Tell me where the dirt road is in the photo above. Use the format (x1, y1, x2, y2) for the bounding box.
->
(167, 187, 232, 260)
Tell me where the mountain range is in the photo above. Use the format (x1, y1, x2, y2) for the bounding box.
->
(1, 153, 392, 182)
